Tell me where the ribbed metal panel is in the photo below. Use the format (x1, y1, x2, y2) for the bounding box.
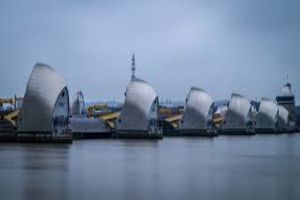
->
(179, 87, 213, 130)
(255, 98, 278, 129)
(223, 93, 251, 129)
(18, 63, 68, 133)
(116, 78, 158, 132)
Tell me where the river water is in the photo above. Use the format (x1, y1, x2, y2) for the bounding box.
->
(1, 134, 300, 200)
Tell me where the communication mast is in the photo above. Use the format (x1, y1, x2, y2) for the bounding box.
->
(131, 54, 136, 79)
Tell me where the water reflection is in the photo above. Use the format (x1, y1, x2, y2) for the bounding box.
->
(0, 134, 300, 200)
(0, 144, 70, 200)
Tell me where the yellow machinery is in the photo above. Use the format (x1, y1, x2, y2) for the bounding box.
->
(100, 112, 120, 121)
(213, 113, 224, 128)
(87, 104, 109, 117)
(159, 108, 173, 119)
(86, 103, 120, 129)
(165, 114, 182, 129)
(4, 110, 20, 126)
(100, 112, 120, 129)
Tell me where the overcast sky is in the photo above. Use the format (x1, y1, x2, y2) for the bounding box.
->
(0, 0, 300, 103)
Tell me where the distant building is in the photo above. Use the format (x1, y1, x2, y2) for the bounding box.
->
(276, 83, 296, 127)
(17, 63, 69, 135)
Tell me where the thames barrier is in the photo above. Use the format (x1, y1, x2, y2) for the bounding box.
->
(0, 56, 299, 142)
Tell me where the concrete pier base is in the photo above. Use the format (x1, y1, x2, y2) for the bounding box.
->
(164, 130, 218, 137)
(0, 132, 72, 143)
(72, 132, 112, 139)
(219, 129, 255, 135)
(255, 128, 278, 134)
(0, 132, 17, 142)
(114, 131, 163, 139)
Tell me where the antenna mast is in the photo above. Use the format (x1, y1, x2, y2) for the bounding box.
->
(131, 54, 136, 79)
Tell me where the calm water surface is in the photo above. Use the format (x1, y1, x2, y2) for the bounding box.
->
(1, 134, 300, 200)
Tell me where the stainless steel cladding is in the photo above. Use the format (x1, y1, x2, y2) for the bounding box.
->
(18, 63, 69, 134)
(223, 93, 251, 129)
(116, 78, 159, 133)
(179, 87, 213, 131)
(277, 105, 289, 129)
(255, 98, 278, 129)
(71, 91, 85, 116)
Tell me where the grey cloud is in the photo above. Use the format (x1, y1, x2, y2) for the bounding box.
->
(0, 0, 299, 103)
